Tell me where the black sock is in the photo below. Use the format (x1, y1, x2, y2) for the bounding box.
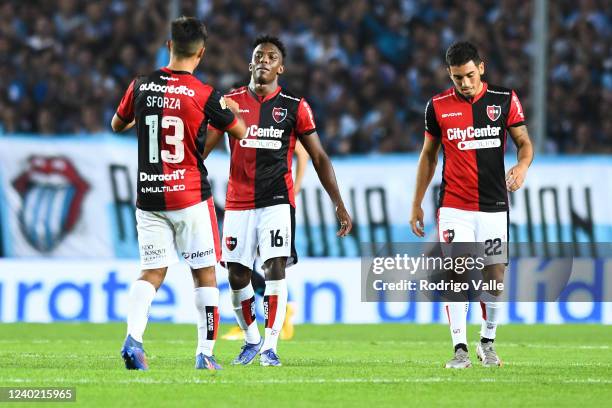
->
(454, 343, 468, 352)
(481, 337, 494, 344)
(251, 270, 266, 296)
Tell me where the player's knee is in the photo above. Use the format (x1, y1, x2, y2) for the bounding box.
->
(263, 257, 286, 280)
(228, 263, 252, 289)
(139, 268, 167, 289)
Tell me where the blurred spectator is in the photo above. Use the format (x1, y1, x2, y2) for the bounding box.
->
(0, 0, 609, 154)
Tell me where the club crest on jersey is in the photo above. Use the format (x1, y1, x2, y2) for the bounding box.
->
(272, 107, 287, 123)
(443, 229, 455, 243)
(486, 105, 501, 121)
(225, 236, 237, 251)
(12, 156, 90, 252)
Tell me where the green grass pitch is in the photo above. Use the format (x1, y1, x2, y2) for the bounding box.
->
(0, 323, 610, 407)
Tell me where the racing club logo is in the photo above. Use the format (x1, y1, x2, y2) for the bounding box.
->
(225, 236, 237, 251)
(12, 156, 89, 252)
(486, 105, 501, 121)
(442, 229, 455, 243)
(272, 107, 287, 123)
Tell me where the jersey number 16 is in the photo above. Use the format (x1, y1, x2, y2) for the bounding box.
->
(145, 114, 185, 164)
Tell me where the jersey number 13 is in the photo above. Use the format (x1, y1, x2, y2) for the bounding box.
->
(145, 114, 185, 164)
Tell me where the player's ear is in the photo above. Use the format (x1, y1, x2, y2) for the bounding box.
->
(278, 64, 284, 75)
(478, 61, 484, 76)
(248, 62, 254, 73)
(166, 40, 172, 53)
(197, 46, 205, 59)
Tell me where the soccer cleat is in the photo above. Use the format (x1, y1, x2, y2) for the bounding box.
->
(232, 338, 264, 365)
(121, 335, 148, 370)
(445, 348, 472, 369)
(476, 341, 502, 367)
(280, 302, 295, 340)
(260, 349, 282, 367)
(195, 353, 223, 370)
(222, 326, 243, 341)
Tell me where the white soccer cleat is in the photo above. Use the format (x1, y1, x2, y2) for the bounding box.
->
(445, 348, 472, 369)
(476, 341, 502, 367)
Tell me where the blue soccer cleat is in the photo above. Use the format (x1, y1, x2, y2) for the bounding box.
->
(260, 349, 282, 367)
(232, 338, 264, 365)
(121, 335, 148, 370)
(195, 353, 223, 370)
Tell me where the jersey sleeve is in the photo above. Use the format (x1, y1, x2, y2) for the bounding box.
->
(506, 90, 526, 128)
(205, 89, 237, 131)
(424, 98, 441, 139)
(116, 79, 135, 123)
(295, 99, 316, 135)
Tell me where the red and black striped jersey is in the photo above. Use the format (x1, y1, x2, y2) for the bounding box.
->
(425, 82, 526, 212)
(116, 67, 237, 211)
(209, 86, 316, 210)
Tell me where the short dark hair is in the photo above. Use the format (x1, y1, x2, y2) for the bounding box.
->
(171, 16, 208, 58)
(445, 41, 481, 67)
(253, 35, 286, 59)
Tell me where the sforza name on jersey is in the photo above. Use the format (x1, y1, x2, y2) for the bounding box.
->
(116, 67, 237, 211)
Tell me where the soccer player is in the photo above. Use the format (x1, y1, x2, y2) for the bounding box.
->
(410, 42, 533, 368)
(222, 140, 309, 341)
(205, 35, 352, 366)
(111, 16, 246, 370)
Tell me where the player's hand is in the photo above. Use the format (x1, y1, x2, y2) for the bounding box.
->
(224, 97, 240, 114)
(335, 204, 352, 237)
(505, 163, 528, 192)
(410, 205, 425, 238)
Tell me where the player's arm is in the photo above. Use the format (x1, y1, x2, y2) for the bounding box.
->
(223, 98, 247, 140)
(410, 136, 441, 237)
(299, 132, 352, 237)
(411, 98, 442, 238)
(112, 79, 136, 133)
(505, 124, 533, 192)
(293, 140, 309, 195)
(203, 127, 224, 159)
(111, 114, 135, 132)
(504, 91, 533, 192)
(295, 98, 351, 236)
(204, 91, 247, 155)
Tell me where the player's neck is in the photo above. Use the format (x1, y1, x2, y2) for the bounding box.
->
(249, 80, 278, 97)
(166, 57, 196, 74)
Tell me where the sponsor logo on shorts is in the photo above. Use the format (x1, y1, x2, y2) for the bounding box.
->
(141, 244, 166, 263)
(225, 236, 237, 251)
(443, 229, 455, 243)
(181, 249, 214, 260)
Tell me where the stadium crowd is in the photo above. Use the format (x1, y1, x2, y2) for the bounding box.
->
(0, 0, 609, 153)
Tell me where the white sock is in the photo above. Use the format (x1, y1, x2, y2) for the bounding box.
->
(194, 287, 219, 356)
(262, 279, 288, 352)
(445, 302, 468, 348)
(230, 283, 261, 344)
(480, 301, 500, 340)
(126, 280, 156, 343)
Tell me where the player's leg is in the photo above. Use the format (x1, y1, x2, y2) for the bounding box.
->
(191, 265, 222, 370)
(475, 210, 508, 367)
(222, 208, 263, 364)
(438, 207, 476, 369)
(251, 256, 294, 340)
(173, 198, 224, 369)
(123, 209, 178, 370)
(257, 204, 294, 366)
